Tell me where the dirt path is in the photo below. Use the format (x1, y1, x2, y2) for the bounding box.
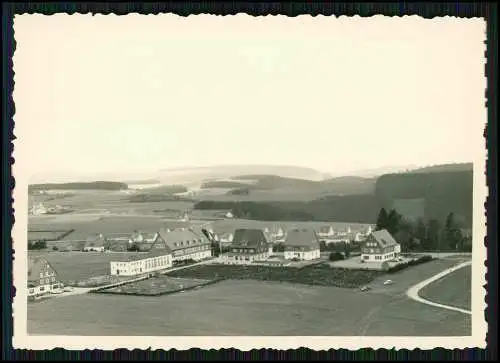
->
(406, 260, 472, 315)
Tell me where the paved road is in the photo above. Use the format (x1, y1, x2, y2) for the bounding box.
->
(406, 260, 472, 315)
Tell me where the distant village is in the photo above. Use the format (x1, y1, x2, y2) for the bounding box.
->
(27, 215, 407, 301)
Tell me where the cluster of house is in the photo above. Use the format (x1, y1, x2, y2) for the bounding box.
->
(27, 222, 401, 299)
(29, 202, 72, 216)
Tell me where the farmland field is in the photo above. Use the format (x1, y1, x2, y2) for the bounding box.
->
(27, 257, 471, 336)
(418, 265, 472, 310)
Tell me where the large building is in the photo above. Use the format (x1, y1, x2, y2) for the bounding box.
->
(28, 257, 63, 299)
(110, 238, 173, 276)
(360, 229, 401, 262)
(221, 229, 272, 264)
(284, 228, 321, 260)
(159, 228, 212, 262)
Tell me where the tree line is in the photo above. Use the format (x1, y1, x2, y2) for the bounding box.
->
(375, 208, 472, 252)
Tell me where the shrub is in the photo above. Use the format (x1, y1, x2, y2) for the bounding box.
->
(387, 255, 433, 273)
(329, 252, 344, 261)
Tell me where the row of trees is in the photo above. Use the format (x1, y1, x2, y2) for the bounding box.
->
(375, 208, 472, 252)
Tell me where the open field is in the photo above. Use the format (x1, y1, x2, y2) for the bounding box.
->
(99, 276, 214, 296)
(27, 257, 471, 336)
(418, 265, 472, 310)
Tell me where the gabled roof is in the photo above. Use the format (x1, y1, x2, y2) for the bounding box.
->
(285, 228, 320, 248)
(232, 229, 268, 249)
(319, 226, 333, 234)
(159, 228, 211, 251)
(28, 257, 55, 283)
(370, 229, 399, 247)
(84, 234, 107, 248)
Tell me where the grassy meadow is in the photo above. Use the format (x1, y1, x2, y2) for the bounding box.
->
(27, 257, 471, 336)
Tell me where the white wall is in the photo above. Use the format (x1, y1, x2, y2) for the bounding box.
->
(221, 252, 269, 265)
(111, 254, 173, 276)
(361, 251, 396, 262)
(284, 249, 320, 261)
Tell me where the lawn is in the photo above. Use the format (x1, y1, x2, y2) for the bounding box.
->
(28, 268, 471, 336)
(99, 276, 214, 296)
(166, 263, 383, 289)
(418, 265, 472, 310)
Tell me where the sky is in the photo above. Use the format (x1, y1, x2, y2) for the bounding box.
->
(13, 14, 486, 181)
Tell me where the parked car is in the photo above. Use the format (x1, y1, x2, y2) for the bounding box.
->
(383, 279, 394, 285)
(360, 286, 371, 292)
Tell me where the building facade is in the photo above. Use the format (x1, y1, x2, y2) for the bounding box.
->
(221, 229, 271, 264)
(360, 229, 401, 262)
(284, 228, 321, 260)
(159, 228, 212, 262)
(28, 257, 63, 299)
(110, 238, 173, 276)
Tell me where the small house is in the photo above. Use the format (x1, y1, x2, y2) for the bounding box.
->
(83, 234, 107, 252)
(284, 228, 321, 261)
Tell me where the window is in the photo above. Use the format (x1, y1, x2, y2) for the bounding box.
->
(39, 286, 45, 292)
(39, 272, 43, 278)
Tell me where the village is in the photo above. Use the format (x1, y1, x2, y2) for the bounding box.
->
(28, 216, 418, 301)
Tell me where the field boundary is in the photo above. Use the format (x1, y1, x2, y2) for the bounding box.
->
(406, 260, 472, 315)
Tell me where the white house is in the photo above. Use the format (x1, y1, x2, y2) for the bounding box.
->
(284, 228, 321, 261)
(110, 238, 173, 276)
(159, 227, 212, 262)
(360, 229, 401, 262)
(28, 257, 63, 300)
(317, 225, 335, 239)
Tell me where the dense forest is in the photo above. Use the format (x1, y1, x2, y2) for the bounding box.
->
(29, 181, 128, 191)
(194, 168, 473, 226)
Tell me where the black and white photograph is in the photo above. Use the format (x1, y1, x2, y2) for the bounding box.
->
(12, 13, 487, 350)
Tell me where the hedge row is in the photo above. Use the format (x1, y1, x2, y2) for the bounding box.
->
(387, 255, 434, 273)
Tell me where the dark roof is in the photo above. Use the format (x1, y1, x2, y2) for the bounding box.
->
(285, 228, 320, 248)
(370, 229, 399, 247)
(232, 229, 268, 249)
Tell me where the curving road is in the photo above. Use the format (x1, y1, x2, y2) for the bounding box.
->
(406, 260, 472, 315)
